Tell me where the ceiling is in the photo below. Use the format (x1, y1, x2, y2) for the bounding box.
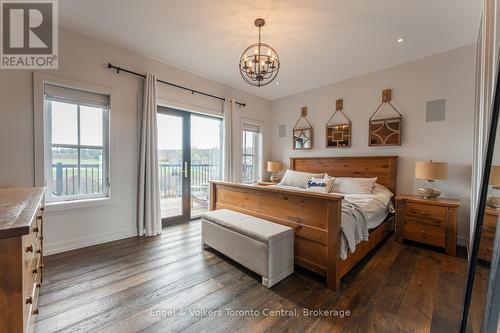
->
(59, 0, 482, 100)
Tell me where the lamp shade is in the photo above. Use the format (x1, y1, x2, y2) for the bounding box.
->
(267, 161, 283, 173)
(415, 161, 448, 180)
(490, 165, 500, 186)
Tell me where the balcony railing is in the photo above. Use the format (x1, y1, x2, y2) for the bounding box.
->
(158, 163, 221, 197)
(241, 165, 255, 184)
(52, 163, 101, 196)
(51, 163, 221, 197)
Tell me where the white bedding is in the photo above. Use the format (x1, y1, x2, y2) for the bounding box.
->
(339, 190, 395, 229)
(274, 183, 394, 259)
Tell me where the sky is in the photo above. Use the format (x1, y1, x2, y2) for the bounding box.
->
(51, 101, 103, 146)
(157, 113, 222, 150)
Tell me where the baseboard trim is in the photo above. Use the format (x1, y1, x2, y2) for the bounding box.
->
(457, 236, 469, 248)
(43, 230, 472, 257)
(457, 236, 469, 258)
(44, 227, 138, 256)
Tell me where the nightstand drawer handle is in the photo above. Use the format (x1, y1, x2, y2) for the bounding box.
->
(411, 209, 428, 216)
(26, 244, 33, 253)
(33, 226, 39, 233)
(32, 307, 39, 315)
(32, 268, 38, 274)
(25, 296, 32, 304)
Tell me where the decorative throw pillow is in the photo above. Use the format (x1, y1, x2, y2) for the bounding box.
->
(331, 177, 378, 194)
(279, 169, 324, 188)
(306, 177, 334, 193)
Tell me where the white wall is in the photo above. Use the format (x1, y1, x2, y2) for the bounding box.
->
(0, 29, 271, 254)
(270, 45, 475, 245)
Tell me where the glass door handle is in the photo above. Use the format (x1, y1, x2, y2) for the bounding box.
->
(182, 162, 189, 178)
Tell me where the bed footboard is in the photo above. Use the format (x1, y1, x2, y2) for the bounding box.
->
(210, 181, 343, 290)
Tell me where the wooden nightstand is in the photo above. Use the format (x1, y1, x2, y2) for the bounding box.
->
(396, 195, 460, 256)
(478, 207, 499, 262)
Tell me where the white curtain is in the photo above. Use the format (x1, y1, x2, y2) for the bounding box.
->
(223, 97, 235, 181)
(471, 5, 497, 244)
(138, 73, 162, 237)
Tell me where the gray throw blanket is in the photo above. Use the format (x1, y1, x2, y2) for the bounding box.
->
(340, 200, 369, 260)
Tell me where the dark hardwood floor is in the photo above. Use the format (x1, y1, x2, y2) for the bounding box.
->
(35, 220, 488, 333)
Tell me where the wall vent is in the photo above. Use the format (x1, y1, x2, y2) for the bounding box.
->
(426, 99, 446, 122)
(278, 124, 286, 138)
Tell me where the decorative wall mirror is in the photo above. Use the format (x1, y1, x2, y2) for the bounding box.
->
(326, 99, 352, 148)
(292, 106, 313, 150)
(369, 89, 403, 146)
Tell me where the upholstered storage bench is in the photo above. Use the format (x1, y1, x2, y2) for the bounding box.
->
(201, 209, 294, 288)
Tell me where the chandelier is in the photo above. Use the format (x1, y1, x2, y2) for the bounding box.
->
(239, 18, 280, 87)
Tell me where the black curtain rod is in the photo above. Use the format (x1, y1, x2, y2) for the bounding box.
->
(107, 63, 246, 107)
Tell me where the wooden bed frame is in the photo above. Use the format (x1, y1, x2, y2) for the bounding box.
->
(209, 155, 398, 290)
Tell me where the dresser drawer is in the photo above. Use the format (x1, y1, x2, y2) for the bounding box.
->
(483, 212, 498, 231)
(24, 252, 40, 299)
(479, 212, 498, 261)
(34, 213, 42, 236)
(22, 221, 41, 273)
(404, 218, 446, 247)
(405, 202, 446, 223)
(24, 254, 41, 331)
(479, 239, 494, 262)
(24, 281, 40, 333)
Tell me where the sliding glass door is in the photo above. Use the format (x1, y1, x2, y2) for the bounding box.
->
(190, 114, 223, 216)
(157, 107, 222, 224)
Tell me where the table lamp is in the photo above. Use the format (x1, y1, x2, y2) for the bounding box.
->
(415, 161, 448, 199)
(487, 165, 500, 209)
(267, 161, 283, 183)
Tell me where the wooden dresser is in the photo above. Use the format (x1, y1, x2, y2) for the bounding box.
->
(396, 195, 460, 256)
(0, 188, 45, 333)
(479, 207, 499, 262)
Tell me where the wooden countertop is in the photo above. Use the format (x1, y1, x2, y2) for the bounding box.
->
(0, 187, 45, 239)
(395, 194, 460, 207)
(485, 207, 500, 216)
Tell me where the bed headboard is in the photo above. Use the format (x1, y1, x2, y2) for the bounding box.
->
(289, 155, 398, 194)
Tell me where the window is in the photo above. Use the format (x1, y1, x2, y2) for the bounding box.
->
(44, 84, 110, 202)
(241, 123, 262, 183)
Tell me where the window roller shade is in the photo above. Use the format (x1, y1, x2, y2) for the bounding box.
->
(243, 123, 261, 133)
(44, 84, 109, 108)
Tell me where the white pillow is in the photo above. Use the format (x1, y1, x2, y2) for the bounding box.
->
(331, 177, 378, 194)
(279, 169, 324, 188)
(306, 177, 334, 193)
